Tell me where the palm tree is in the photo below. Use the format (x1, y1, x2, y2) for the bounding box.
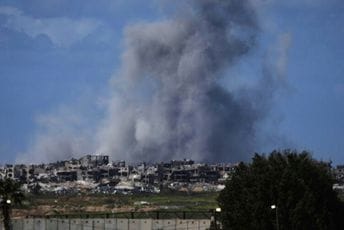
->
(0, 178, 25, 230)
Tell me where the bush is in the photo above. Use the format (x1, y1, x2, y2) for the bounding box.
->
(217, 150, 344, 230)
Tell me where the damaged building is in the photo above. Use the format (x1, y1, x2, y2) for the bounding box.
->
(1, 154, 237, 194)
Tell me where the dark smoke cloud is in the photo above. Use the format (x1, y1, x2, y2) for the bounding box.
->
(19, 0, 288, 164)
(96, 0, 266, 162)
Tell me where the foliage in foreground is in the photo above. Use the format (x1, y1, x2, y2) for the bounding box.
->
(218, 150, 344, 230)
(0, 178, 25, 230)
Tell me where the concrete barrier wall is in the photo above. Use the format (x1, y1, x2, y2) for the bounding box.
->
(199, 219, 211, 230)
(45, 218, 57, 230)
(117, 218, 129, 230)
(163, 219, 176, 230)
(8, 217, 211, 230)
(93, 218, 105, 230)
(33, 218, 45, 230)
(81, 219, 93, 230)
(12, 219, 23, 230)
(58, 218, 71, 230)
(187, 219, 199, 230)
(176, 219, 188, 230)
(70, 218, 83, 230)
(22, 219, 34, 230)
(139, 219, 153, 230)
(152, 219, 164, 230)
(104, 218, 116, 229)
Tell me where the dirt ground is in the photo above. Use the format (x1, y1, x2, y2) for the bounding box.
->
(12, 205, 159, 218)
(11, 192, 218, 218)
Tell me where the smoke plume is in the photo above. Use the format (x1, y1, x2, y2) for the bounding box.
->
(21, 0, 287, 164)
(96, 0, 263, 162)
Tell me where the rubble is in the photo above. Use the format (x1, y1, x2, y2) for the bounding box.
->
(0, 154, 237, 194)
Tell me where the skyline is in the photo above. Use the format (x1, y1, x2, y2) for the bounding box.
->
(0, 0, 343, 164)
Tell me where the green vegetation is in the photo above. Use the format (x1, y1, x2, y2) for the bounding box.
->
(0, 178, 25, 230)
(20, 191, 218, 216)
(218, 150, 344, 230)
(130, 192, 218, 210)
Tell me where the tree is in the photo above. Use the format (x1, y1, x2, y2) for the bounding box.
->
(0, 178, 25, 230)
(217, 150, 344, 230)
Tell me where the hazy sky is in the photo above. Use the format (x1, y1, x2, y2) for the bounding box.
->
(0, 0, 343, 164)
